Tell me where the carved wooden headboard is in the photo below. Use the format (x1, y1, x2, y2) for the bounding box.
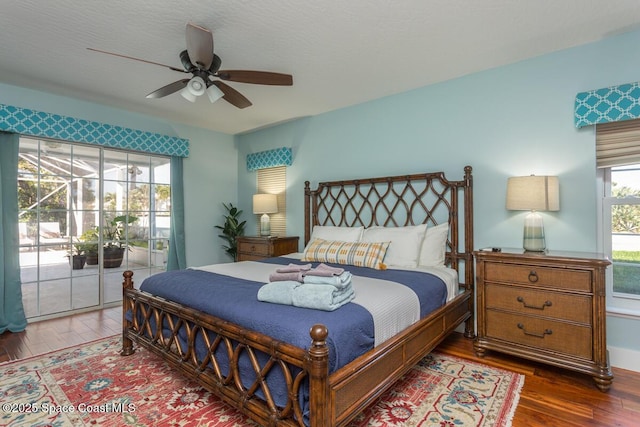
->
(303, 166, 474, 288)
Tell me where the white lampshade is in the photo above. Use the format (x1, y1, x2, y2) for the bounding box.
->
(506, 175, 559, 252)
(506, 175, 559, 211)
(206, 84, 225, 103)
(187, 76, 206, 96)
(180, 76, 207, 102)
(253, 194, 278, 236)
(180, 86, 197, 102)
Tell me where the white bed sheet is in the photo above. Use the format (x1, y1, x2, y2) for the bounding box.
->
(194, 253, 458, 346)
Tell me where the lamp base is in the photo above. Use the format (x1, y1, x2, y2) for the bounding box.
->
(523, 211, 546, 252)
(260, 213, 271, 237)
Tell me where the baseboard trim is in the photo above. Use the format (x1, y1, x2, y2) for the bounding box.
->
(609, 346, 640, 372)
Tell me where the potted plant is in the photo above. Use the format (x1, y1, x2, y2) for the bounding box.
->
(67, 242, 87, 270)
(102, 214, 139, 268)
(215, 203, 246, 261)
(79, 228, 100, 265)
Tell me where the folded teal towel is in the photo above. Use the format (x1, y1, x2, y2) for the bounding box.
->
(257, 281, 300, 305)
(303, 271, 352, 288)
(291, 283, 354, 311)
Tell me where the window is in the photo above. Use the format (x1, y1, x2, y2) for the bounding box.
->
(257, 166, 287, 236)
(18, 137, 171, 320)
(596, 120, 640, 315)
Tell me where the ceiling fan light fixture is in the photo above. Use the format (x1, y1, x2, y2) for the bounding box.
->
(206, 84, 225, 103)
(89, 23, 292, 109)
(187, 76, 206, 96)
(180, 86, 197, 102)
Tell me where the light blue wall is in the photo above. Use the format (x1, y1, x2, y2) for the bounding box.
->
(237, 30, 640, 357)
(0, 83, 237, 267)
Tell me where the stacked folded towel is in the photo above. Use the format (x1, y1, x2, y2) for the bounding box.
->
(291, 282, 354, 311)
(268, 263, 312, 283)
(303, 271, 352, 288)
(258, 262, 354, 311)
(304, 263, 345, 277)
(257, 280, 299, 305)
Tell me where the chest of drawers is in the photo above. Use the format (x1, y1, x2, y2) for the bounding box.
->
(473, 249, 613, 391)
(236, 236, 299, 261)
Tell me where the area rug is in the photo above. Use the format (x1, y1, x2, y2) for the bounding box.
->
(0, 336, 523, 426)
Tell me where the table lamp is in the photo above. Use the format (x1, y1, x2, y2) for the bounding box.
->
(506, 175, 559, 252)
(253, 194, 278, 236)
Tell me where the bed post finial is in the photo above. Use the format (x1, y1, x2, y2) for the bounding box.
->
(122, 270, 134, 289)
(308, 324, 329, 427)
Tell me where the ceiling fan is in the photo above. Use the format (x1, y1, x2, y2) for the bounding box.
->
(88, 22, 293, 109)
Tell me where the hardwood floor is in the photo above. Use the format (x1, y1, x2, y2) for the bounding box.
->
(0, 307, 121, 362)
(1, 308, 639, 426)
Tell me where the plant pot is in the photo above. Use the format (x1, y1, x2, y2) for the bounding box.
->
(85, 252, 99, 265)
(69, 254, 87, 270)
(103, 247, 125, 268)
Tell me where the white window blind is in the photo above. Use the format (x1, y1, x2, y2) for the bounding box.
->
(596, 119, 640, 168)
(257, 166, 286, 237)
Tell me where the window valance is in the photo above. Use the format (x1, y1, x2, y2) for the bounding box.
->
(0, 103, 189, 157)
(246, 147, 292, 171)
(575, 81, 640, 128)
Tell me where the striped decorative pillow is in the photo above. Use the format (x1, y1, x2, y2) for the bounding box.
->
(302, 239, 390, 270)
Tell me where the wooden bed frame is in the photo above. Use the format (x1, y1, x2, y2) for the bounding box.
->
(121, 166, 475, 427)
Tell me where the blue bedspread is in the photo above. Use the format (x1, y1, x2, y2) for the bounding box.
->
(137, 258, 447, 423)
(140, 258, 446, 370)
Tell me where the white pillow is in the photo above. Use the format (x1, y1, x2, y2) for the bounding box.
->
(419, 223, 449, 267)
(362, 224, 427, 268)
(305, 225, 364, 252)
(309, 225, 364, 242)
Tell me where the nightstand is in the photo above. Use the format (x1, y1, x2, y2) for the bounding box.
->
(473, 248, 613, 391)
(236, 236, 299, 261)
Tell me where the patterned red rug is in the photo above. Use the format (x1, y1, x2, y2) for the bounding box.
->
(0, 336, 523, 426)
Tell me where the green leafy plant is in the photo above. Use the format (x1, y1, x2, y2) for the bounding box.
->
(78, 228, 100, 255)
(67, 239, 89, 269)
(69, 241, 89, 256)
(102, 214, 139, 249)
(215, 203, 246, 261)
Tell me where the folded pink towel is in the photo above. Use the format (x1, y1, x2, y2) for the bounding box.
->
(269, 271, 304, 282)
(276, 263, 312, 273)
(304, 263, 345, 277)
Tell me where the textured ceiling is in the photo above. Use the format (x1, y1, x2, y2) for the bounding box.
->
(1, 1, 640, 135)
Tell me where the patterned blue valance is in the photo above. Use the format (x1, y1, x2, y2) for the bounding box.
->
(575, 82, 640, 128)
(0, 103, 189, 157)
(247, 147, 293, 171)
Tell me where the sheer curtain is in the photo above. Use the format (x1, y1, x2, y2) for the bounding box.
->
(0, 132, 27, 332)
(166, 156, 186, 270)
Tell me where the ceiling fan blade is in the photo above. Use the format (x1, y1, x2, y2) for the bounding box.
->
(186, 22, 214, 70)
(216, 70, 293, 86)
(146, 79, 190, 99)
(87, 48, 186, 73)
(212, 81, 252, 109)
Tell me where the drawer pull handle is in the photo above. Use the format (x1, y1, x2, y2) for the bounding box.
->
(528, 271, 539, 283)
(517, 323, 552, 338)
(250, 245, 256, 252)
(517, 296, 552, 310)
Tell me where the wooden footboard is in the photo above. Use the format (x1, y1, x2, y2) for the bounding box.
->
(122, 271, 472, 427)
(121, 271, 326, 426)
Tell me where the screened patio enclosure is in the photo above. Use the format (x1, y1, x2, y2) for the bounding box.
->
(18, 137, 171, 320)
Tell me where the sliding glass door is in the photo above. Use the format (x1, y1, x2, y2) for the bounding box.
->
(18, 137, 171, 320)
